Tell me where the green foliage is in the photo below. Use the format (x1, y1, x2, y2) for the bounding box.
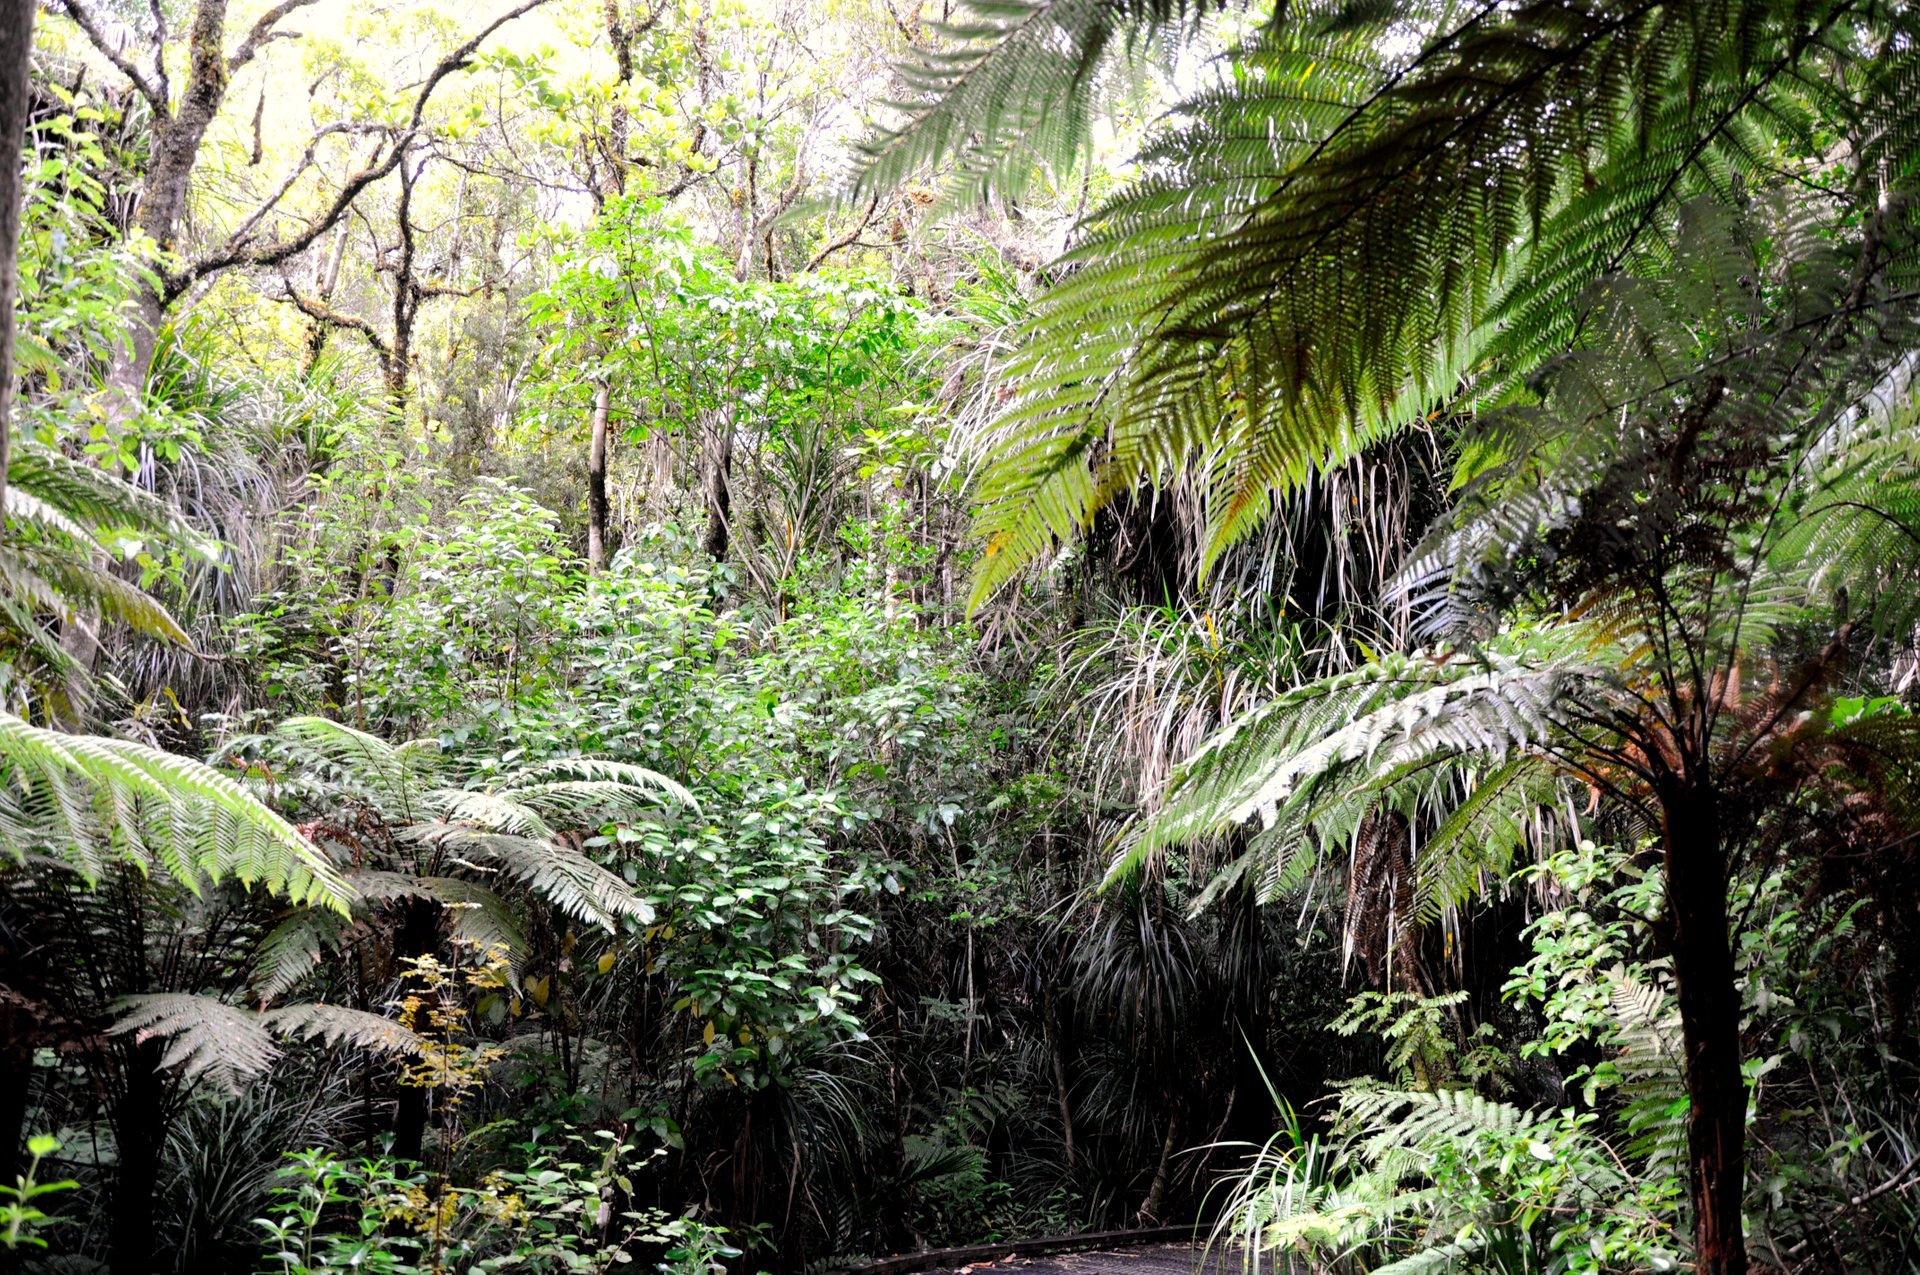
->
(930, 0, 1920, 601)
(0, 1135, 79, 1251)
(853, 0, 1226, 204)
(255, 1136, 737, 1274)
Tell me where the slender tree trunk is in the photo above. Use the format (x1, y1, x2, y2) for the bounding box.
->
(108, 1039, 170, 1275)
(107, 0, 239, 415)
(587, 380, 612, 571)
(701, 419, 732, 562)
(1139, 1109, 1177, 1224)
(390, 897, 442, 1163)
(1042, 984, 1076, 1170)
(0, 1004, 33, 1187)
(1662, 790, 1748, 1275)
(0, 0, 37, 518)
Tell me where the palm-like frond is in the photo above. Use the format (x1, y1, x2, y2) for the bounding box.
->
(7, 437, 208, 547)
(251, 908, 356, 1002)
(853, 0, 1233, 203)
(951, 0, 1896, 603)
(0, 711, 347, 908)
(109, 993, 426, 1093)
(0, 437, 215, 701)
(402, 825, 654, 931)
(109, 993, 283, 1095)
(264, 1003, 429, 1058)
(1117, 638, 1601, 869)
(268, 716, 442, 823)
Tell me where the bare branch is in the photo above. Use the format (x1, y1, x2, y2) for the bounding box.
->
(51, 0, 166, 111)
(417, 280, 487, 299)
(805, 196, 880, 273)
(172, 0, 554, 296)
(272, 276, 393, 360)
(215, 121, 387, 258)
(405, 0, 554, 133)
(226, 0, 319, 74)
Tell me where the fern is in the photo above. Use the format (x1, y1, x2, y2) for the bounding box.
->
(407, 826, 655, 931)
(852, 0, 1233, 204)
(108, 993, 283, 1095)
(109, 994, 427, 1093)
(0, 711, 347, 909)
(890, 0, 1913, 603)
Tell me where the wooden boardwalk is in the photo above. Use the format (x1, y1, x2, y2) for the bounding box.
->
(902, 1242, 1250, 1275)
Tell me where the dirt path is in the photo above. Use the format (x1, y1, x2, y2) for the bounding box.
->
(925, 1243, 1250, 1275)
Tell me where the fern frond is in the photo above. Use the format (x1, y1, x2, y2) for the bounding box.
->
(853, 0, 1233, 204)
(958, 0, 1874, 602)
(252, 908, 354, 1002)
(272, 716, 440, 822)
(418, 876, 528, 972)
(0, 711, 348, 909)
(406, 826, 654, 931)
(263, 1003, 427, 1057)
(108, 993, 281, 1093)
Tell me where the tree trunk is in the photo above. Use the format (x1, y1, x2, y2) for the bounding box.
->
(108, 1039, 170, 1275)
(701, 420, 732, 562)
(0, 1004, 33, 1188)
(390, 896, 442, 1163)
(0, 0, 37, 518)
(1043, 984, 1076, 1170)
(1662, 791, 1748, 1275)
(587, 380, 612, 571)
(106, 0, 239, 415)
(1138, 1109, 1177, 1224)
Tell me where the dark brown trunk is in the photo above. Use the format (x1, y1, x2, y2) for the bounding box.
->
(587, 381, 611, 571)
(1662, 791, 1748, 1275)
(1139, 1109, 1177, 1224)
(0, 1004, 32, 1187)
(0, 0, 37, 518)
(701, 421, 732, 561)
(108, 1039, 170, 1275)
(390, 896, 442, 1163)
(1042, 985, 1076, 1169)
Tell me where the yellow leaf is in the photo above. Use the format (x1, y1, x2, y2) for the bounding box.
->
(702, 1021, 716, 1045)
(530, 977, 550, 1007)
(597, 951, 616, 975)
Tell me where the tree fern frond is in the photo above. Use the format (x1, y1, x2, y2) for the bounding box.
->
(263, 1003, 427, 1058)
(271, 716, 440, 822)
(417, 876, 528, 972)
(435, 789, 557, 840)
(251, 908, 354, 1002)
(957, 0, 1873, 604)
(497, 757, 695, 809)
(852, 0, 1237, 204)
(1135, 643, 1597, 858)
(108, 993, 281, 1093)
(0, 541, 192, 644)
(407, 826, 653, 931)
(7, 438, 207, 545)
(0, 711, 348, 909)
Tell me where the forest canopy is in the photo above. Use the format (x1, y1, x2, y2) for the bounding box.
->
(0, 1, 1918, 1273)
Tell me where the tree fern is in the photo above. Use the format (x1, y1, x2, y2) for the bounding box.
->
(0, 711, 347, 908)
(404, 827, 655, 931)
(109, 993, 426, 1094)
(852, 0, 1235, 204)
(877, 0, 1919, 604)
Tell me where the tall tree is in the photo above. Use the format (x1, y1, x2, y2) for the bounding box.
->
(1118, 201, 1920, 1274)
(49, 0, 551, 416)
(0, 0, 33, 519)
